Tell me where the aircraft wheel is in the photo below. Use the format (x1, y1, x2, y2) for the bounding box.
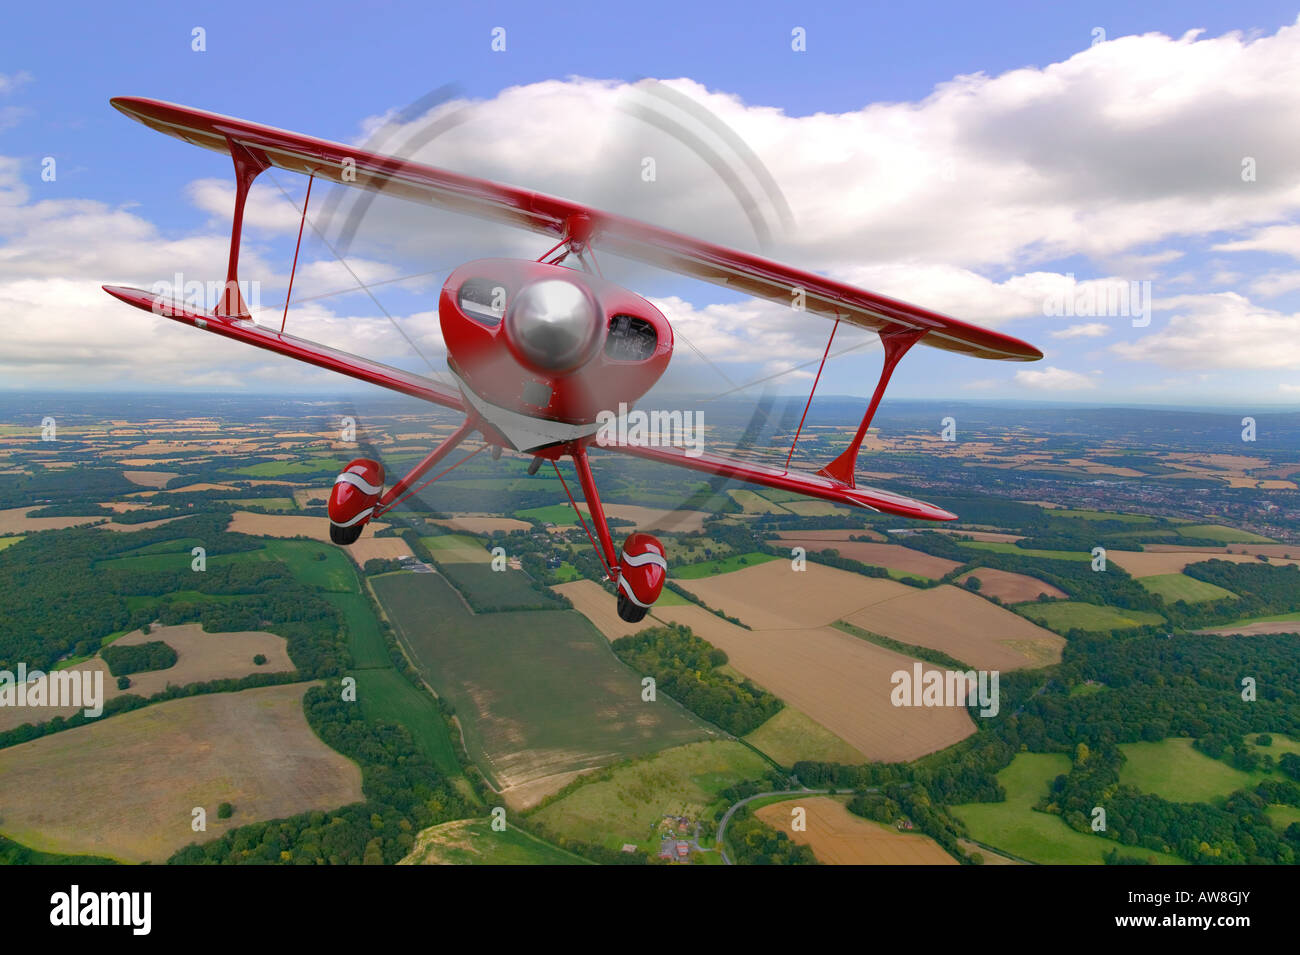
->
(330, 522, 364, 546)
(617, 592, 649, 623)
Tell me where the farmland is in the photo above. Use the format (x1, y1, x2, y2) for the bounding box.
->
(1016, 601, 1165, 632)
(371, 572, 710, 801)
(754, 797, 957, 865)
(1117, 738, 1260, 802)
(530, 740, 768, 852)
(954, 568, 1066, 603)
(951, 754, 1183, 865)
(651, 604, 975, 762)
(400, 818, 589, 865)
(743, 707, 867, 766)
(0, 683, 363, 863)
(1138, 573, 1237, 604)
(674, 551, 777, 578)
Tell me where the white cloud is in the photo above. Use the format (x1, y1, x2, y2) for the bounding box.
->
(1112, 292, 1300, 369)
(1213, 224, 1300, 259)
(1014, 366, 1098, 390)
(1052, 322, 1110, 339)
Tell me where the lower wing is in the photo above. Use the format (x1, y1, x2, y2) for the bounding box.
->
(595, 440, 956, 521)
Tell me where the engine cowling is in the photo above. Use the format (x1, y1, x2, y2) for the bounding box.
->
(616, 532, 667, 623)
(328, 458, 385, 545)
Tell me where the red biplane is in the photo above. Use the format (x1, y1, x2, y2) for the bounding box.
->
(102, 97, 1042, 623)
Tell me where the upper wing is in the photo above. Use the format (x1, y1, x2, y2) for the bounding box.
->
(596, 440, 956, 522)
(102, 285, 465, 411)
(110, 97, 1041, 363)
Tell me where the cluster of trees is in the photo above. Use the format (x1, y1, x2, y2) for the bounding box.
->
(1040, 742, 1300, 864)
(168, 686, 469, 865)
(725, 808, 817, 865)
(0, 513, 260, 671)
(101, 640, 177, 676)
(611, 625, 782, 736)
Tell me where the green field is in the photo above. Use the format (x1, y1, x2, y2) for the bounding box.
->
(0, 536, 23, 551)
(327, 592, 390, 669)
(434, 562, 563, 611)
(232, 458, 350, 477)
(1266, 805, 1300, 830)
(401, 818, 590, 865)
(1051, 509, 1154, 523)
(353, 667, 463, 780)
(1118, 738, 1261, 802)
(727, 489, 790, 514)
(531, 740, 768, 852)
(952, 753, 1183, 865)
(420, 534, 490, 562)
(514, 504, 580, 525)
(1018, 601, 1165, 632)
(956, 541, 1092, 561)
(552, 561, 581, 583)
(743, 707, 864, 767)
(242, 539, 357, 592)
(371, 573, 709, 791)
(1139, 573, 1237, 604)
(673, 551, 777, 579)
(1177, 524, 1274, 543)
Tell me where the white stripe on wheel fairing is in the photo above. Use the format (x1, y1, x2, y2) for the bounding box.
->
(332, 506, 374, 528)
(334, 471, 383, 495)
(621, 550, 667, 570)
(618, 574, 653, 608)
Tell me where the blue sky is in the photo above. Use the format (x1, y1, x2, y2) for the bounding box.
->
(3, 1, 1300, 407)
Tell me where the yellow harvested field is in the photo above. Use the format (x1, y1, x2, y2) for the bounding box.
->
(292, 486, 331, 507)
(0, 506, 104, 535)
(591, 504, 711, 533)
(346, 536, 414, 565)
(844, 585, 1064, 670)
(164, 482, 238, 494)
(651, 604, 974, 762)
(227, 510, 388, 541)
(755, 796, 957, 865)
(0, 683, 362, 863)
(1108, 549, 1299, 577)
(775, 538, 962, 578)
(1222, 544, 1300, 558)
(122, 470, 179, 487)
(954, 568, 1067, 603)
(98, 516, 188, 532)
(677, 559, 907, 630)
(554, 579, 650, 641)
(432, 515, 533, 534)
(0, 622, 293, 733)
(678, 561, 1060, 670)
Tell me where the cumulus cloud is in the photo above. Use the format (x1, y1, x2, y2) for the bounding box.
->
(1014, 366, 1098, 390)
(1052, 322, 1110, 339)
(1112, 292, 1300, 369)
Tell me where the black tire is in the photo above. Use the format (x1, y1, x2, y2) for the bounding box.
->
(330, 522, 364, 546)
(617, 592, 649, 623)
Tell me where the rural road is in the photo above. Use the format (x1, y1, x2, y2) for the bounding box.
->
(715, 788, 839, 864)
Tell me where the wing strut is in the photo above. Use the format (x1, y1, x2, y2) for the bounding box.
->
(817, 325, 926, 488)
(217, 138, 271, 319)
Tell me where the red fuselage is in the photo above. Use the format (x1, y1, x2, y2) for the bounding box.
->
(439, 259, 673, 445)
